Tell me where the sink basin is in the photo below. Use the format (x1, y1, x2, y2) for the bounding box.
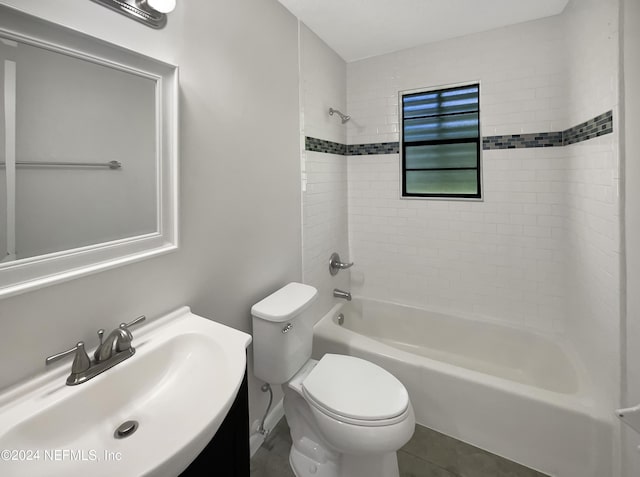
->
(0, 306, 252, 476)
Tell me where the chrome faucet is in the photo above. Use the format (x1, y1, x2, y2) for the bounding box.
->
(94, 317, 142, 362)
(333, 289, 352, 301)
(46, 315, 146, 386)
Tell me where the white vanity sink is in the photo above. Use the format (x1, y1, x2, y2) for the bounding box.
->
(0, 307, 252, 477)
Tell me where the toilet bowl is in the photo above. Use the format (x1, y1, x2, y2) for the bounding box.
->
(251, 283, 415, 477)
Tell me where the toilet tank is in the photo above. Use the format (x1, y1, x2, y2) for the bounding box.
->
(251, 282, 318, 384)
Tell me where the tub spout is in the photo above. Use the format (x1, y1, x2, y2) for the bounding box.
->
(333, 289, 352, 301)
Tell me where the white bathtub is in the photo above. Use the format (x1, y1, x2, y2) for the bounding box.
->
(312, 298, 612, 477)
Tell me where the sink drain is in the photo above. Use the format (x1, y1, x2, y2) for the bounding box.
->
(114, 420, 139, 439)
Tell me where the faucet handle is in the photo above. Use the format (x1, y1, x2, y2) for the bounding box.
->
(94, 329, 105, 360)
(123, 315, 146, 330)
(329, 252, 354, 276)
(113, 315, 146, 353)
(46, 342, 91, 374)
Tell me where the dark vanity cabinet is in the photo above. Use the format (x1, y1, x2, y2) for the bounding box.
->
(180, 372, 250, 477)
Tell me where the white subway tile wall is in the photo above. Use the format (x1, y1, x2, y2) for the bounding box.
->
(300, 24, 350, 317)
(301, 0, 621, 420)
(565, 0, 619, 127)
(346, 15, 568, 146)
(346, 15, 571, 333)
(348, 147, 567, 331)
(303, 152, 349, 315)
(566, 135, 620, 409)
(563, 0, 620, 413)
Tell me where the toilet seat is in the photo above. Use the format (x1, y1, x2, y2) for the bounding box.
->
(301, 354, 409, 426)
(304, 390, 411, 427)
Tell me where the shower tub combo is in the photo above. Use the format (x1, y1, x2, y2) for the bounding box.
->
(313, 298, 611, 477)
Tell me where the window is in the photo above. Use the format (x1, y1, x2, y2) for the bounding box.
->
(401, 83, 481, 199)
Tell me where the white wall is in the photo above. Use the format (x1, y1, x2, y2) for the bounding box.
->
(622, 0, 640, 472)
(300, 24, 346, 147)
(346, 15, 570, 333)
(0, 40, 9, 258)
(300, 24, 349, 318)
(563, 0, 620, 416)
(0, 172, 6, 258)
(0, 0, 302, 430)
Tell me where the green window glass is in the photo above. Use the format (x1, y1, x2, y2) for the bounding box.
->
(401, 84, 481, 198)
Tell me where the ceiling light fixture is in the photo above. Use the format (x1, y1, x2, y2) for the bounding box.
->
(90, 0, 176, 29)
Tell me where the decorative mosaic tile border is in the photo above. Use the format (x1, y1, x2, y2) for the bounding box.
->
(482, 132, 563, 150)
(305, 110, 613, 155)
(305, 136, 346, 155)
(563, 110, 613, 145)
(347, 142, 399, 155)
(484, 110, 613, 150)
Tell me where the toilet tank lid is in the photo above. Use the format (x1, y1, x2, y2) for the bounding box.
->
(251, 282, 318, 322)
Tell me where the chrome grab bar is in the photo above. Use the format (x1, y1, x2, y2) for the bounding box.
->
(329, 252, 354, 276)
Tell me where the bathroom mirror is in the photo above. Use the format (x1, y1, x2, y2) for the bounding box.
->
(0, 5, 178, 298)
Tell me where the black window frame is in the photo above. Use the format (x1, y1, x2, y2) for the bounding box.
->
(400, 83, 482, 199)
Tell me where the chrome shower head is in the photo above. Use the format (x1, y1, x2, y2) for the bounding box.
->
(329, 107, 351, 124)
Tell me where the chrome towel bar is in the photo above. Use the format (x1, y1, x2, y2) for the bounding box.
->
(0, 160, 122, 169)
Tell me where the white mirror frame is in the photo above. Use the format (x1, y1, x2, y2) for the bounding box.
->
(0, 5, 178, 299)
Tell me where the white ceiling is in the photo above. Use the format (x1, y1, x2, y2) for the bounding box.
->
(277, 0, 570, 62)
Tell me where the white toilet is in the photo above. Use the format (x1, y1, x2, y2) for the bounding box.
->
(251, 282, 415, 477)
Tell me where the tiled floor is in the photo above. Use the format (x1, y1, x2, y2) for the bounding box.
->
(250, 418, 549, 477)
